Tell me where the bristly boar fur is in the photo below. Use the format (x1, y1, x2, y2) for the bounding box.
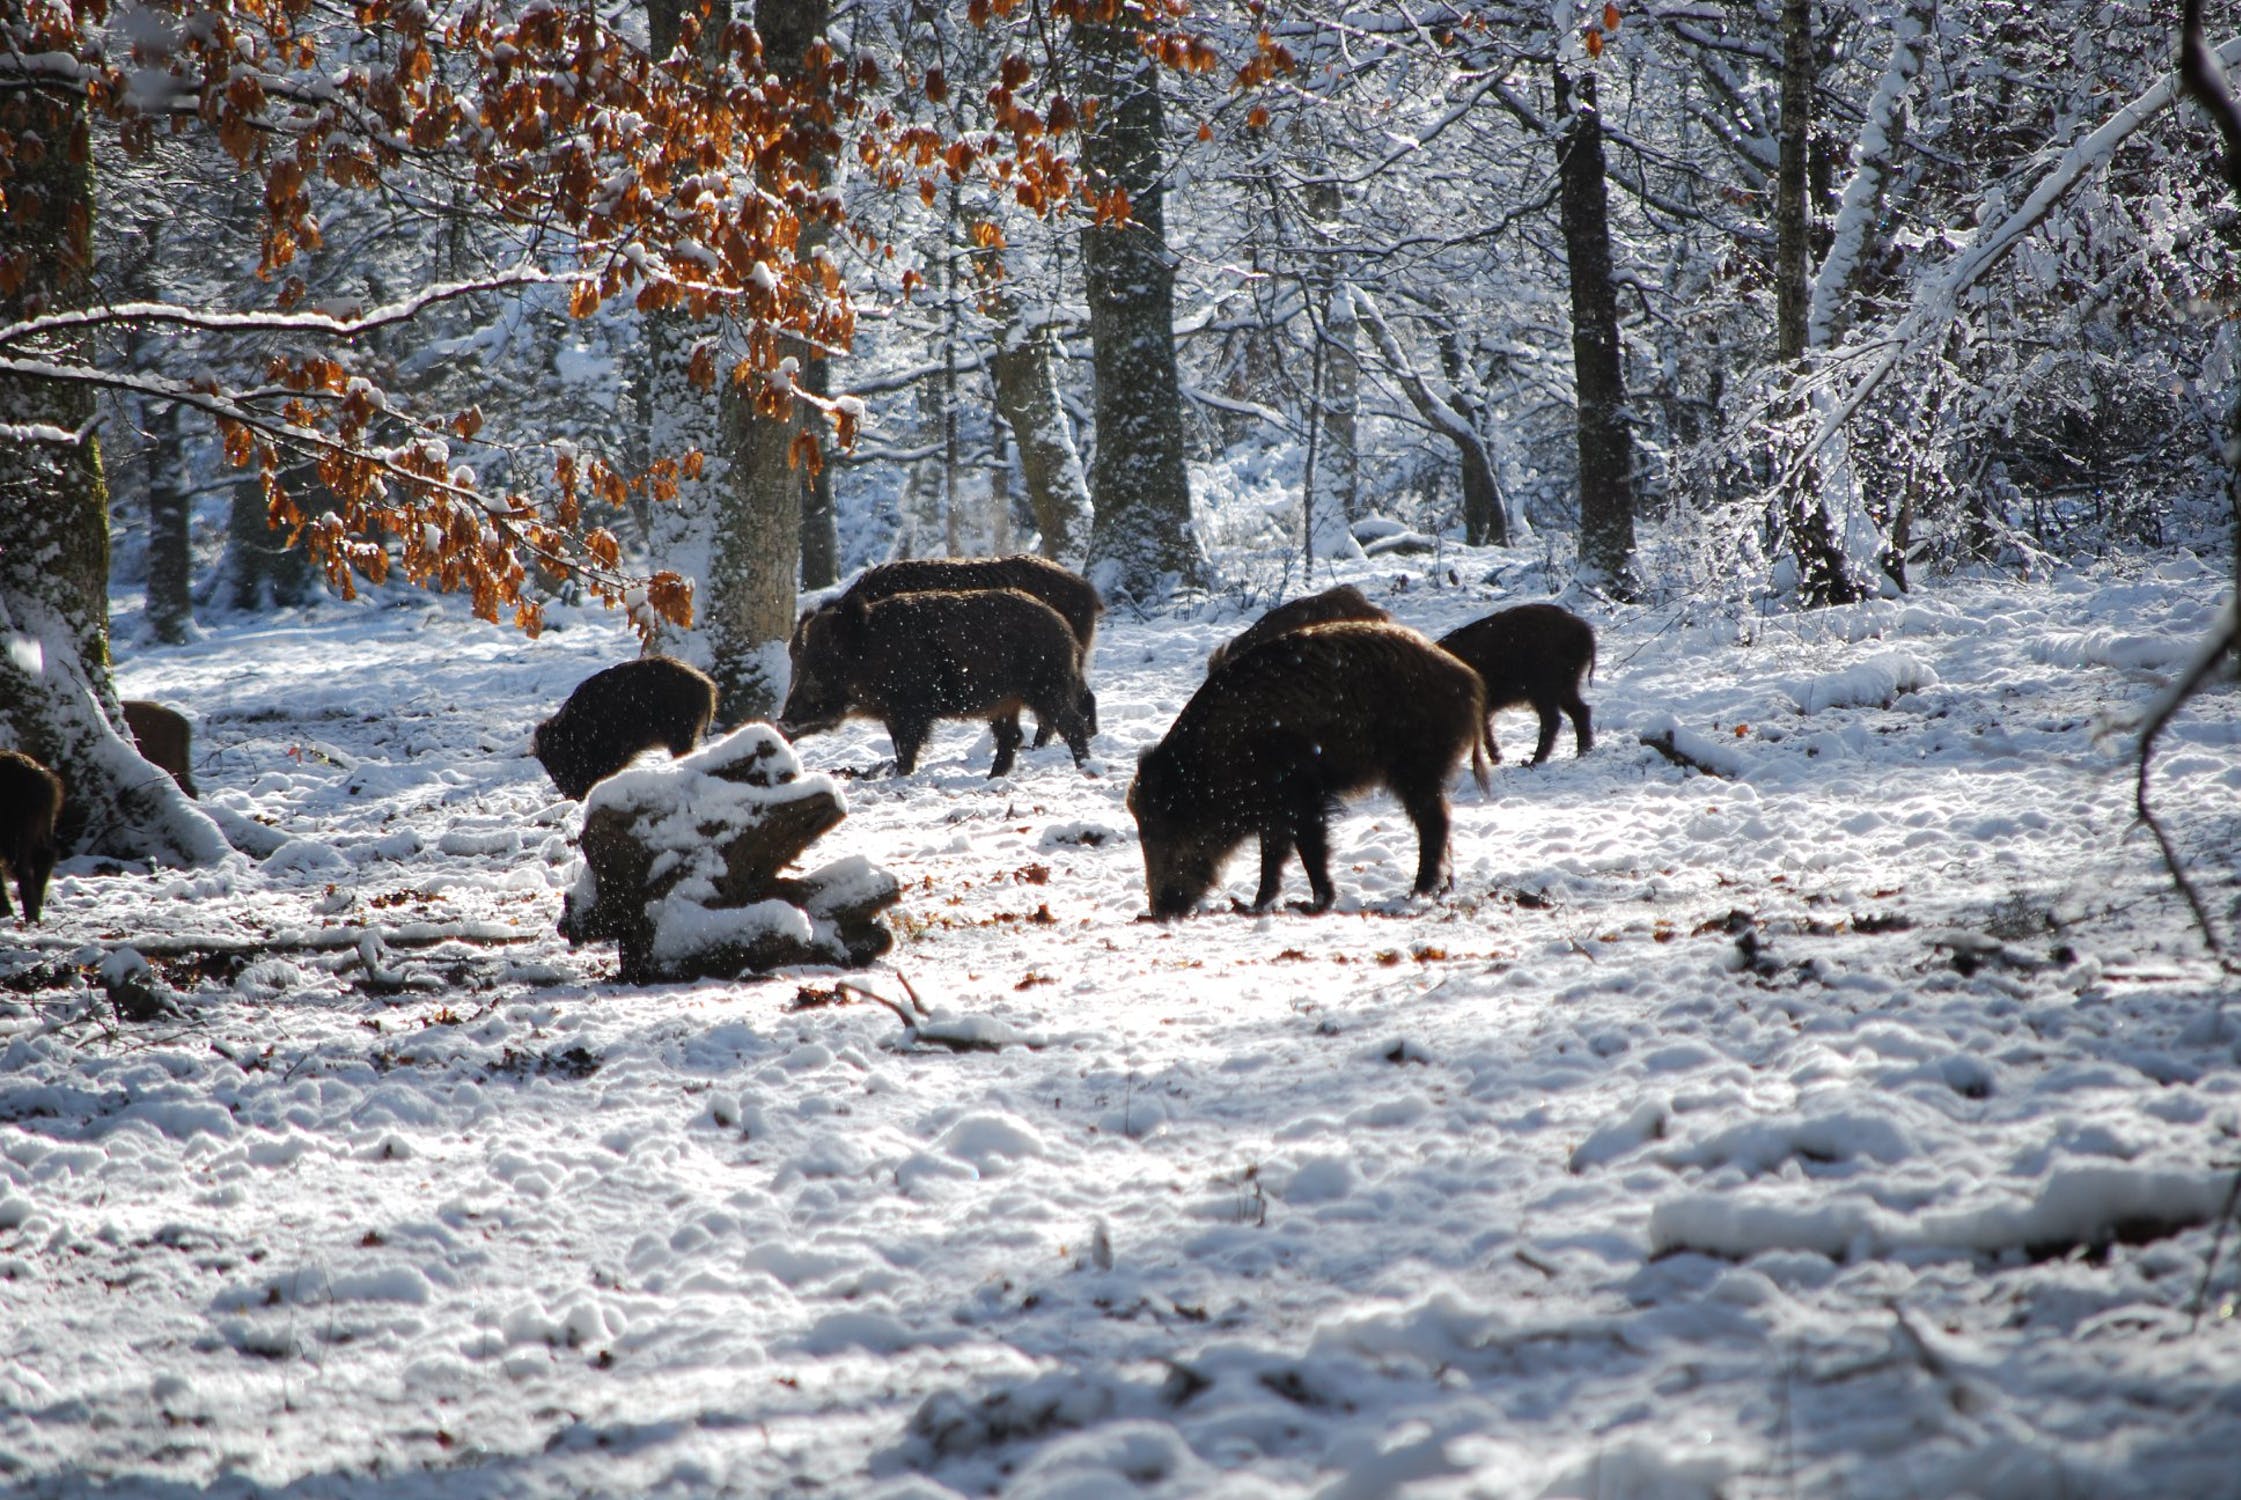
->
(1436, 603, 1597, 765)
(779, 587, 1093, 778)
(1128, 621, 1488, 918)
(0, 749, 64, 924)
(533, 656, 718, 801)
(794, 555, 1103, 741)
(121, 700, 197, 797)
(1205, 584, 1390, 676)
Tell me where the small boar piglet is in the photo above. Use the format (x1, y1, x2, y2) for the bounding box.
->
(800, 555, 1102, 742)
(1129, 620, 1487, 918)
(1436, 602, 1596, 765)
(1205, 584, 1390, 676)
(779, 587, 1092, 778)
(121, 699, 197, 797)
(533, 656, 718, 800)
(0, 749, 64, 924)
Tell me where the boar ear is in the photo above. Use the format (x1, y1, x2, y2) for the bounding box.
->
(839, 592, 872, 630)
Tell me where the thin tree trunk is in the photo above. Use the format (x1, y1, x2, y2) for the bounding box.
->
(1555, 66, 1637, 592)
(1078, 9, 1207, 597)
(799, 353, 838, 589)
(145, 397, 193, 643)
(989, 415, 1014, 555)
(941, 213, 961, 557)
(1302, 178, 1363, 561)
(1775, 0, 1813, 364)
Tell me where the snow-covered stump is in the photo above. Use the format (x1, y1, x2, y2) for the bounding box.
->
(557, 726, 899, 983)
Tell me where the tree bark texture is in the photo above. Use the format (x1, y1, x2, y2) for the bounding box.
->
(1079, 9, 1208, 598)
(1775, 0, 1814, 363)
(0, 80, 224, 866)
(701, 0, 829, 722)
(1355, 288, 1508, 548)
(799, 353, 838, 589)
(988, 315, 1093, 564)
(144, 397, 194, 644)
(1302, 180, 1361, 552)
(1769, 0, 1870, 606)
(1554, 67, 1637, 591)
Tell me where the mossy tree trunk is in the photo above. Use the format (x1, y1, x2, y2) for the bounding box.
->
(0, 80, 224, 866)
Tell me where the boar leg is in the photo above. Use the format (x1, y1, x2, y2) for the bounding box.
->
(1398, 785, 1453, 897)
(1566, 694, 1594, 757)
(1483, 713, 1503, 765)
(1253, 825, 1294, 910)
(0, 872, 13, 920)
(1528, 697, 1565, 765)
(888, 718, 932, 775)
(988, 712, 1025, 778)
(1042, 698, 1093, 769)
(23, 853, 49, 921)
(1294, 810, 1337, 913)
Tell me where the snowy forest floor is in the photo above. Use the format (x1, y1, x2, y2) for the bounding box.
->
(4, 547, 2240, 1500)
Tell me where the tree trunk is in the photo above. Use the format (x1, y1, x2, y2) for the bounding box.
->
(699, 0, 828, 722)
(1302, 178, 1363, 561)
(1770, 0, 1870, 607)
(988, 415, 1014, 555)
(799, 353, 838, 589)
(0, 81, 223, 866)
(637, 0, 733, 671)
(987, 311, 1093, 563)
(1554, 66, 1637, 592)
(1078, 9, 1208, 599)
(145, 397, 193, 644)
(1355, 288, 1508, 547)
(1434, 312, 1511, 546)
(1775, 0, 1813, 364)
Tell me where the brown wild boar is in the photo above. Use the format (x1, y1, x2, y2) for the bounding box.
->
(779, 588, 1092, 777)
(0, 749, 63, 924)
(1128, 621, 1488, 917)
(1205, 584, 1391, 675)
(797, 555, 1102, 740)
(1437, 603, 1596, 765)
(121, 700, 197, 797)
(534, 656, 718, 800)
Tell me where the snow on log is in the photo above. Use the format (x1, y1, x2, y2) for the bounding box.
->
(1638, 714, 1750, 779)
(558, 726, 898, 983)
(1780, 650, 1938, 713)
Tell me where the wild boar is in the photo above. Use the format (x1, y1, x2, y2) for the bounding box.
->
(1128, 621, 1488, 917)
(779, 587, 1092, 777)
(1436, 603, 1596, 765)
(798, 555, 1102, 740)
(0, 749, 63, 924)
(533, 656, 718, 800)
(121, 699, 197, 797)
(1206, 584, 1390, 675)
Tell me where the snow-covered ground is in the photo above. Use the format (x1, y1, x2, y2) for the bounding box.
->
(4, 549, 2239, 1499)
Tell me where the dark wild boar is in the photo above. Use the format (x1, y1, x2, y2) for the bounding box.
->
(798, 554, 1102, 740)
(534, 656, 718, 800)
(1437, 603, 1596, 765)
(779, 588, 1092, 777)
(1128, 621, 1488, 917)
(0, 749, 64, 924)
(121, 699, 197, 797)
(1205, 584, 1390, 675)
